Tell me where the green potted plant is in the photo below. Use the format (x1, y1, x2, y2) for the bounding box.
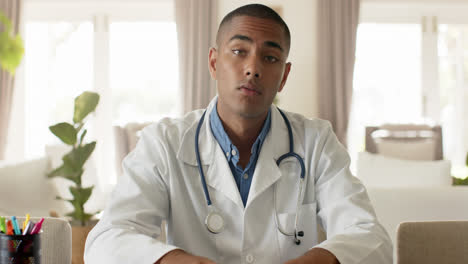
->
(48, 91, 100, 226)
(47, 91, 100, 264)
(0, 10, 24, 74)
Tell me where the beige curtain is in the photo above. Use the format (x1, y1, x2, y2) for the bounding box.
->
(317, 0, 360, 147)
(0, 0, 22, 159)
(175, 0, 217, 113)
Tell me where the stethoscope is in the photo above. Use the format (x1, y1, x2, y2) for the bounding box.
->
(195, 108, 306, 245)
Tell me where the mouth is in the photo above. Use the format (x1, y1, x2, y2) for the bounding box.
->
(238, 83, 261, 95)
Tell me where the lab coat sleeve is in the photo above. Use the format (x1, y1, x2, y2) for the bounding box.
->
(312, 122, 393, 264)
(84, 126, 179, 263)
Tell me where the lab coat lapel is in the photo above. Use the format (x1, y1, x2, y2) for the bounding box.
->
(245, 139, 282, 209)
(205, 144, 244, 208)
(246, 106, 304, 209)
(177, 97, 244, 209)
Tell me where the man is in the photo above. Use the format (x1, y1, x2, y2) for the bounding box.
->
(85, 4, 392, 264)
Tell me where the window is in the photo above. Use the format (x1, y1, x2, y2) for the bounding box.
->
(24, 21, 94, 155)
(353, 23, 423, 122)
(109, 21, 179, 125)
(18, 0, 179, 185)
(438, 24, 468, 174)
(349, 2, 468, 176)
(348, 23, 424, 172)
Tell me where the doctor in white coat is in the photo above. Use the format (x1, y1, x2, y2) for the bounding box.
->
(85, 4, 392, 264)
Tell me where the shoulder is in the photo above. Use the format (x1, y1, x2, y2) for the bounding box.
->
(126, 110, 204, 176)
(140, 109, 204, 144)
(280, 109, 333, 137)
(276, 109, 339, 158)
(130, 109, 204, 164)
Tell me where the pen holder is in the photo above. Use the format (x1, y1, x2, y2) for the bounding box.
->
(0, 233, 41, 264)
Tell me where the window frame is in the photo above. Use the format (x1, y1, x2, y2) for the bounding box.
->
(360, 2, 468, 122)
(7, 0, 176, 186)
(349, 1, 468, 174)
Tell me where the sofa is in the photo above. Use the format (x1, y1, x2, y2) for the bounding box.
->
(0, 146, 107, 219)
(0, 157, 68, 218)
(367, 186, 468, 244)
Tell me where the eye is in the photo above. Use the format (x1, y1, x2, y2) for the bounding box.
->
(265, 56, 278, 63)
(232, 49, 245, 56)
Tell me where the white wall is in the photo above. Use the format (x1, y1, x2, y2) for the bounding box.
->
(217, 0, 319, 118)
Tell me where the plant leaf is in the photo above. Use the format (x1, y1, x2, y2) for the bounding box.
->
(67, 199, 83, 218)
(49, 122, 77, 145)
(1, 35, 24, 73)
(0, 12, 24, 74)
(73, 91, 100, 123)
(82, 213, 93, 223)
(0, 12, 13, 31)
(47, 165, 67, 178)
(66, 193, 93, 224)
(79, 129, 87, 145)
(69, 186, 94, 206)
(466, 152, 468, 167)
(66, 211, 93, 226)
(66, 208, 83, 223)
(75, 123, 84, 133)
(62, 142, 96, 171)
(452, 176, 468, 186)
(47, 163, 82, 185)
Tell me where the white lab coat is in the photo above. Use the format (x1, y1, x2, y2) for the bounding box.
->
(84, 98, 392, 264)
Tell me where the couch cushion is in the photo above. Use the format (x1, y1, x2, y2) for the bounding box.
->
(0, 157, 67, 217)
(375, 138, 436, 160)
(357, 151, 451, 188)
(367, 186, 468, 245)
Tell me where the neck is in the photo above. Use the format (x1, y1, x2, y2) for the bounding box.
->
(216, 106, 268, 154)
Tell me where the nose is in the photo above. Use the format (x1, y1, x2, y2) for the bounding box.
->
(244, 55, 262, 79)
(245, 70, 260, 78)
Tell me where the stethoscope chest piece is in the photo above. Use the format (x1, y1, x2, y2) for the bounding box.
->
(205, 209, 224, 234)
(196, 108, 306, 244)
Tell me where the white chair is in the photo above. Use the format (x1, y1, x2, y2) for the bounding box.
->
(365, 124, 443, 160)
(113, 122, 150, 179)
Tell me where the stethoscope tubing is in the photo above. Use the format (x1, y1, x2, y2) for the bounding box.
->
(195, 111, 213, 206)
(195, 107, 306, 243)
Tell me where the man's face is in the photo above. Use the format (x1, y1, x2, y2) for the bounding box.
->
(209, 15, 291, 120)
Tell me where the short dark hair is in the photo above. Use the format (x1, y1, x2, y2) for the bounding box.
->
(216, 4, 291, 53)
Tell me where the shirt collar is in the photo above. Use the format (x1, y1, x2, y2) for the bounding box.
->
(209, 101, 271, 164)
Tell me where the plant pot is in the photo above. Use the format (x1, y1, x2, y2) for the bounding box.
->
(71, 221, 97, 264)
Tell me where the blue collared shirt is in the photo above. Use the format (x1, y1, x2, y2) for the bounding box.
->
(210, 103, 271, 207)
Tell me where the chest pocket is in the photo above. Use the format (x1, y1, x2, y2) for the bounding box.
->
(276, 202, 318, 263)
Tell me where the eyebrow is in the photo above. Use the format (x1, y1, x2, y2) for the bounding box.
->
(228, 34, 284, 52)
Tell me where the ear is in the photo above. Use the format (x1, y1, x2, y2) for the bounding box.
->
(208, 47, 218, 80)
(278, 62, 292, 93)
